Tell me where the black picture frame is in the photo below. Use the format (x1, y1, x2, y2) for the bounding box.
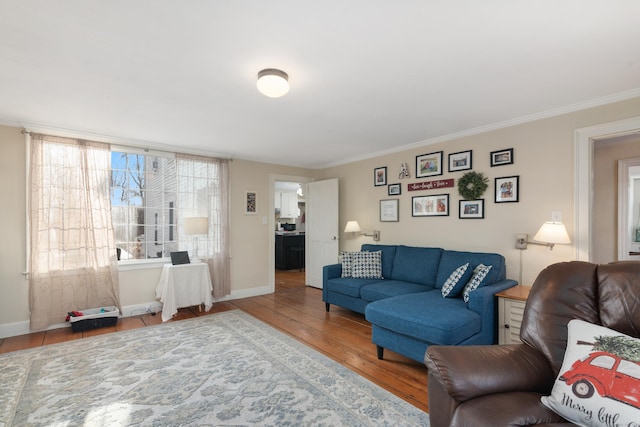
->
(448, 150, 472, 172)
(490, 148, 514, 167)
(412, 194, 449, 217)
(388, 183, 401, 196)
(374, 166, 387, 186)
(459, 199, 484, 219)
(416, 151, 443, 178)
(495, 176, 519, 203)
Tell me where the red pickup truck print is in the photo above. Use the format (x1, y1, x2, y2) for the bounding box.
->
(560, 351, 640, 409)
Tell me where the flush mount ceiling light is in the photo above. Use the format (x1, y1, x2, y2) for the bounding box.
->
(256, 68, 289, 98)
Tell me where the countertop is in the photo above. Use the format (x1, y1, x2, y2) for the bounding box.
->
(275, 231, 305, 236)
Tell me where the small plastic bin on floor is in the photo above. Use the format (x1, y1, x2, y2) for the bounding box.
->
(69, 306, 120, 332)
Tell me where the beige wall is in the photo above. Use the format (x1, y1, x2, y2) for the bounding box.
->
(593, 136, 640, 263)
(0, 126, 315, 332)
(0, 126, 28, 326)
(320, 97, 640, 285)
(1, 96, 640, 333)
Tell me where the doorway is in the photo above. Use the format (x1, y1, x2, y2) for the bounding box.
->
(269, 174, 313, 293)
(576, 116, 640, 262)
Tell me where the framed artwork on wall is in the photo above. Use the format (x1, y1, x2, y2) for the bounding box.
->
(490, 148, 514, 167)
(459, 199, 484, 219)
(448, 150, 472, 172)
(244, 190, 257, 214)
(412, 194, 449, 217)
(380, 199, 399, 222)
(388, 183, 401, 196)
(416, 151, 443, 178)
(495, 176, 519, 203)
(374, 166, 387, 186)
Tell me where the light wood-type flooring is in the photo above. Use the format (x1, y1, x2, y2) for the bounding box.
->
(0, 269, 429, 413)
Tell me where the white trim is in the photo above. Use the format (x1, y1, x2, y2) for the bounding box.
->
(0, 285, 273, 339)
(574, 116, 640, 261)
(323, 89, 640, 169)
(618, 159, 640, 260)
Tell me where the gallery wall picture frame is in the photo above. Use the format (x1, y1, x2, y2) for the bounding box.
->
(494, 176, 519, 203)
(374, 166, 387, 186)
(388, 183, 401, 196)
(490, 148, 514, 167)
(416, 151, 443, 178)
(244, 190, 258, 214)
(459, 199, 485, 219)
(448, 150, 472, 172)
(380, 199, 399, 222)
(412, 193, 449, 217)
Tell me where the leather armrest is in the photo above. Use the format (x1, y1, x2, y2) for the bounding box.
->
(425, 344, 555, 402)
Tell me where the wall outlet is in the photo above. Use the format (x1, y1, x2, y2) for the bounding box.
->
(515, 233, 528, 249)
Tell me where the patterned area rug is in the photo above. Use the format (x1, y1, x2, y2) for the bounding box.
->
(0, 310, 430, 426)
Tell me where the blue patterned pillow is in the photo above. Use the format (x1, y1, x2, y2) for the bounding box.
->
(351, 251, 383, 279)
(340, 251, 358, 278)
(441, 263, 470, 298)
(462, 264, 493, 303)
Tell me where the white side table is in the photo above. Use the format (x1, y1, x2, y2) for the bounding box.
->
(155, 262, 213, 322)
(496, 285, 531, 345)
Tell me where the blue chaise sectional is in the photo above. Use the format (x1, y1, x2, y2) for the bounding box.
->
(322, 244, 517, 363)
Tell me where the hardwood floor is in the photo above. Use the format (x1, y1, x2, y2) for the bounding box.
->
(0, 270, 429, 413)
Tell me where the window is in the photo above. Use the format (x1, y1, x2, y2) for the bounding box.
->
(110, 150, 229, 262)
(111, 152, 178, 260)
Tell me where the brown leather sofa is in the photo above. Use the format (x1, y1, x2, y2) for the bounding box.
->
(424, 260, 640, 427)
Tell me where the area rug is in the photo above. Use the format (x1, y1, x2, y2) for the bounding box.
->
(0, 310, 430, 426)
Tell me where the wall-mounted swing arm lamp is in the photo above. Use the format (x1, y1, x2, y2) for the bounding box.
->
(344, 220, 380, 242)
(515, 221, 571, 251)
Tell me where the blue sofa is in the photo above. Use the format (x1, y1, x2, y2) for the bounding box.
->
(322, 244, 517, 363)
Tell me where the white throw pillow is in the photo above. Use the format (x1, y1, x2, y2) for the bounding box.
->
(441, 263, 470, 298)
(462, 264, 492, 303)
(351, 251, 383, 279)
(541, 319, 640, 426)
(340, 251, 358, 278)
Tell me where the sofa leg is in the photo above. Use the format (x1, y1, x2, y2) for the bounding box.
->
(325, 303, 330, 312)
(377, 345, 384, 360)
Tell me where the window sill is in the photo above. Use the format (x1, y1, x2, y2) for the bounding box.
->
(117, 258, 169, 272)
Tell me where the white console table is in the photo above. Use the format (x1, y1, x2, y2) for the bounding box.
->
(156, 262, 213, 322)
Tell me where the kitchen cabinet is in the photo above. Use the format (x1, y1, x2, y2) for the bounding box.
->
(278, 191, 299, 218)
(275, 233, 305, 270)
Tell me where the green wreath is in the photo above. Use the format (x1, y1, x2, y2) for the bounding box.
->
(458, 171, 488, 200)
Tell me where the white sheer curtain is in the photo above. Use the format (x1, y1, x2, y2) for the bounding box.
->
(176, 154, 231, 298)
(28, 134, 121, 330)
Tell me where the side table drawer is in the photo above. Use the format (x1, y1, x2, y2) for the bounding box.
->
(499, 298, 527, 344)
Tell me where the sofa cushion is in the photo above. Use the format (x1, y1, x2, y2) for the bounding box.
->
(541, 319, 640, 427)
(326, 277, 381, 298)
(441, 263, 472, 298)
(462, 264, 493, 303)
(351, 250, 383, 279)
(361, 244, 397, 279)
(340, 251, 358, 278)
(365, 291, 481, 345)
(435, 250, 506, 289)
(360, 280, 432, 302)
(389, 245, 443, 286)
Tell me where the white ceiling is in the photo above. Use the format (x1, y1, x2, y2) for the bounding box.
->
(1, 1, 639, 169)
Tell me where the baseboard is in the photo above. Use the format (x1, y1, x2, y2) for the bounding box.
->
(0, 285, 273, 339)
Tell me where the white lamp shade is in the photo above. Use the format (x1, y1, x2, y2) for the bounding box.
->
(344, 221, 362, 233)
(257, 69, 289, 98)
(533, 221, 571, 244)
(184, 217, 209, 235)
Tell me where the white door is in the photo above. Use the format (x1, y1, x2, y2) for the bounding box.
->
(306, 179, 339, 288)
